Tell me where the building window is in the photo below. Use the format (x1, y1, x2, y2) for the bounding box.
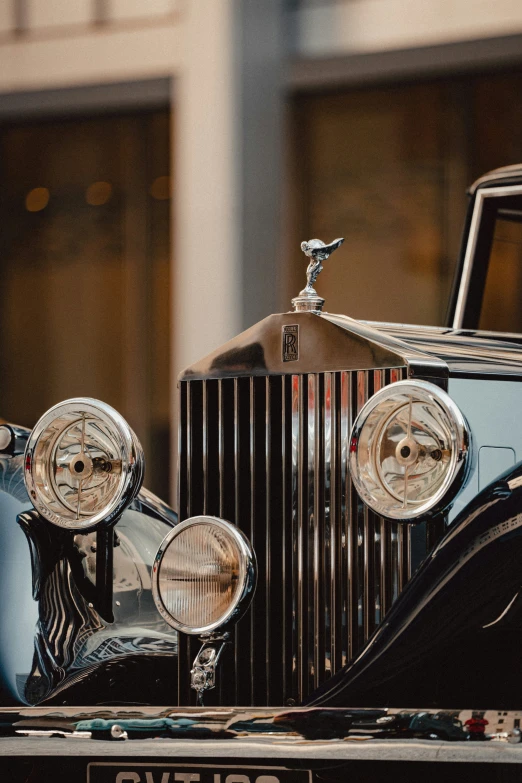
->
(289, 69, 522, 327)
(0, 109, 172, 497)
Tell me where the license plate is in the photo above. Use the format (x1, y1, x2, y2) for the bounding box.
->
(87, 763, 311, 783)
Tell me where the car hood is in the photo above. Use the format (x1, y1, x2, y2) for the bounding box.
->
(369, 321, 522, 378)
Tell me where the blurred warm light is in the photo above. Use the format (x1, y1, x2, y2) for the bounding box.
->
(86, 181, 112, 206)
(25, 187, 50, 212)
(150, 175, 171, 200)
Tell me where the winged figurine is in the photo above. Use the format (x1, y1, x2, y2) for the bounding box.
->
(300, 237, 345, 294)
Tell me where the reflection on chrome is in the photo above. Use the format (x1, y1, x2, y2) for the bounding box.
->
(2, 706, 522, 746)
(8, 485, 178, 705)
(350, 380, 469, 519)
(190, 636, 229, 704)
(152, 516, 256, 636)
(24, 399, 144, 531)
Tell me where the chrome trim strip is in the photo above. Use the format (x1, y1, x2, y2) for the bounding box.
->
(178, 384, 184, 516)
(453, 184, 522, 329)
(397, 524, 405, 594)
(3, 706, 521, 751)
(306, 373, 316, 693)
(218, 379, 224, 519)
(332, 372, 342, 673)
(249, 377, 255, 706)
(350, 372, 361, 657)
(311, 373, 320, 691)
(281, 374, 288, 702)
(392, 524, 400, 603)
(233, 378, 239, 530)
(265, 375, 271, 704)
(469, 164, 522, 195)
(232, 377, 239, 705)
(379, 516, 387, 620)
(202, 382, 208, 516)
(373, 370, 384, 626)
(357, 371, 370, 646)
(324, 371, 333, 678)
(186, 382, 191, 518)
(340, 370, 351, 664)
(291, 374, 300, 700)
(296, 374, 305, 698)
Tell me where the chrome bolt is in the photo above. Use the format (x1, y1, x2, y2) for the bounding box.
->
(110, 724, 128, 740)
(0, 427, 12, 452)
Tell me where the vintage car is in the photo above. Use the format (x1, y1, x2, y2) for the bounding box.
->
(2, 164, 522, 779)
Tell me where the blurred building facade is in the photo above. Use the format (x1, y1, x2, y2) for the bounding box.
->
(1, 0, 522, 499)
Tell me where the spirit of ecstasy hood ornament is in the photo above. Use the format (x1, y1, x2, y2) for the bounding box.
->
(292, 237, 344, 313)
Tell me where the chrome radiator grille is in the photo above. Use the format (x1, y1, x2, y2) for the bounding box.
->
(178, 367, 411, 706)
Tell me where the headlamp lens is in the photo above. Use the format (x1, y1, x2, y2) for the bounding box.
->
(153, 516, 256, 635)
(350, 380, 469, 519)
(24, 398, 144, 530)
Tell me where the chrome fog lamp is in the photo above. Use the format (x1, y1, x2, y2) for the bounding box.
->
(350, 380, 469, 520)
(24, 398, 144, 530)
(152, 516, 256, 635)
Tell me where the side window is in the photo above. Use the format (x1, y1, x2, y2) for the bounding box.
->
(479, 210, 522, 332)
(454, 189, 522, 332)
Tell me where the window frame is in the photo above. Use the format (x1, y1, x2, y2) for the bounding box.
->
(451, 184, 522, 331)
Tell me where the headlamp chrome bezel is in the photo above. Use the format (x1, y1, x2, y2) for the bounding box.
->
(24, 397, 144, 531)
(152, 515, 257, 636)
(349, 379, 470, 520)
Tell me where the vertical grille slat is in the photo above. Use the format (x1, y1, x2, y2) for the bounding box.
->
(232, 377, 254, 705)
(373, 370, 385, 627)
(355, 371, 367, 652)
(281, 375, 291, 703)
(218, 379, 224, 518)
(179, 365, 416, 706)
(324, 372, 333, 680)
(313, 373, 324, 693)
(290, 374, 300, 701)
(202, 381, 208, 515)
(307, 373, 318, 694)
(297, 374, 307, 699)
(178, 382, 188, 524)
(265, 376, 271, 704)
(340, 371, 351, 666)
(265, 375, 285, 704)
(233, 377, 240, 706)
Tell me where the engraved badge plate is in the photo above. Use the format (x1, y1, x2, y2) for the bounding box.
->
(282, 324, 299, 362)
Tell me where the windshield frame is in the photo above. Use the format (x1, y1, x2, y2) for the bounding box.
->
(451, 183, 522, 330)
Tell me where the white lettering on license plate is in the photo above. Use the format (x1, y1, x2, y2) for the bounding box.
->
(112, 775, 281, 783)
(87, 763, 311, 783)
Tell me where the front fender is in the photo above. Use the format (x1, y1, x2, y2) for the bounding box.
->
(0, 445, 179, 706)
(0, 451, 37, 705)
(308, 459, 522, 708)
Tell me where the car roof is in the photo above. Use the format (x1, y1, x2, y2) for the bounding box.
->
(469, 163, 522, 195)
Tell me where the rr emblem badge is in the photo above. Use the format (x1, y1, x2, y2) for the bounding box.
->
(282, 324, 299, 362)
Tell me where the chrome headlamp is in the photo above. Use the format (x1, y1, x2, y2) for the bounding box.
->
(350, 380, 469, 520)
(24, 398, 144, 530)
(152, 516, 256, 635)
